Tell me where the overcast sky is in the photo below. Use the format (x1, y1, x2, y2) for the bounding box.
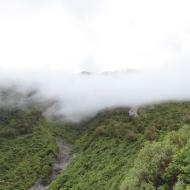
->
(0, 0, 190, 72)
(1, 0, 190, 120)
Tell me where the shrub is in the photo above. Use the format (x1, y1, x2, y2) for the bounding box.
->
(126, 130, 137, 142)
(95, 125, 107, 136)
(120, 142, 174, 190)
(144, 126, 158, 141)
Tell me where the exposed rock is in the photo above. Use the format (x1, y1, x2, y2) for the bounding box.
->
(29, 139, 71, 190)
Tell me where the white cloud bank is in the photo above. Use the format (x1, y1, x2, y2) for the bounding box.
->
(0, 1, 190, 120)
(0, 64, 189, 121)
(1, 0, 190, 71)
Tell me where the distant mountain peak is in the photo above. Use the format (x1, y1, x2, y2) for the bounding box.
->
(80, 69, 137, 76)
(101, 69, 136, 76)
(80, 71, 93, 75)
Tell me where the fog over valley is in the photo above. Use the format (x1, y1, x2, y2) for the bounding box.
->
(1, 1, 190, 190)
(0, 63, 189, 121)
(0, 0, 190, 120)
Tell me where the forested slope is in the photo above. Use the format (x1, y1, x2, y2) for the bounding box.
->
(50, 102, 190, 190)
(1, 93, 190, 190)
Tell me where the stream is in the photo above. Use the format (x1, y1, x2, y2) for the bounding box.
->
(29, 139, 71, 190)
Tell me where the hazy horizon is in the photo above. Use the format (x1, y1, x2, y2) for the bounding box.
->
(0, 0, 190, 120)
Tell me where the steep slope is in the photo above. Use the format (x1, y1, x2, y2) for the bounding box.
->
(49, 102, 190, 190)
(0, 108, 59, 190)
(0, 86, 73, 190)
(1, 99, 190, 190)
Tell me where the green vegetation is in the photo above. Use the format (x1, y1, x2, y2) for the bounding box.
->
(1, 99, 190, 190)
(120, 125, 190, 190)
(49, 102, 190, 190)
(0, 87, 77, 190)
(0, 108, 59, 190)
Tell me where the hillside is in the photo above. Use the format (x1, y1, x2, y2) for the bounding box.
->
(0, 108, 58, 190)
(1, 100, 190, 190)
(49, 102, 190, 190)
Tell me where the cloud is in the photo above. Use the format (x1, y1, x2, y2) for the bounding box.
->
(61, 0, 103, 17)
(0, 1, 88, 71)
(0, 1, 190, 121)
(0, 64, 190, 121)
(1, 0, 190, 71)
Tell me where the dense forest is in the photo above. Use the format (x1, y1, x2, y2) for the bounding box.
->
(0, 88, 190, 190)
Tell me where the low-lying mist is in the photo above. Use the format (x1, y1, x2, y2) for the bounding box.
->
(0, 63, 190, 121)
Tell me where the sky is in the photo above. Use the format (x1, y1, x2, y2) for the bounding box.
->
(1, 0, 190, 120)
(1, 0, 190, 72)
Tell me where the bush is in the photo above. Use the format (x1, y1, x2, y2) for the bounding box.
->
(95, 125, 107, 136)
(120, 142, 174, 190)
(144, 126, 158, 141)
(126, 130, 137, 142)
